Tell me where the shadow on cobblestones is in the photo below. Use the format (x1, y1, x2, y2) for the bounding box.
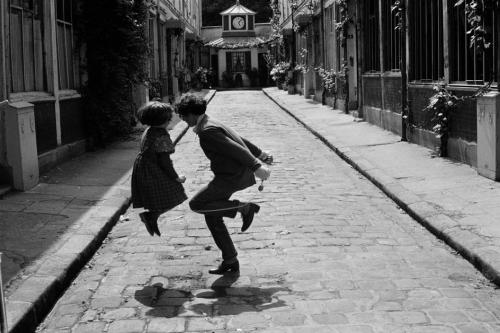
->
(134, 273, 290, 318)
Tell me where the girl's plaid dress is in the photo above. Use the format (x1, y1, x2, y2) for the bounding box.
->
(131, 127, 187, 212)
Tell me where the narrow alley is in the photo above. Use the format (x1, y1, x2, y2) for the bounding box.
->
(36, 91, 500, 333)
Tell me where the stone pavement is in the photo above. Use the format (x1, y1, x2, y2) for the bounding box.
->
(36, 91, 500, 333)
(263, 87, 500, 286)
(0, 90, 215, 333)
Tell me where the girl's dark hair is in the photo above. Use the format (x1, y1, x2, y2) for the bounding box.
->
(176, 93, 207, 116)
(137, 101, 173, 126)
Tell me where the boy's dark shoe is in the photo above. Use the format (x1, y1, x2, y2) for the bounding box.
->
(209, 259, 240, 274)
(139, 212, 155, 236)
(240, 203, 260, 232)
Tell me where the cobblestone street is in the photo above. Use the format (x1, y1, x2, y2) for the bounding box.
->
(36, 91, 500, 333)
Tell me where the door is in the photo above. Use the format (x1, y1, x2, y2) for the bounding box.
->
(211, 54, 219, 87)
(258, 53, 269, 87)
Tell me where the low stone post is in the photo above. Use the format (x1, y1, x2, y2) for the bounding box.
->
(0, 253, 8, 333)
(5, 102, 39, 190)
(477, 91, 500, 180)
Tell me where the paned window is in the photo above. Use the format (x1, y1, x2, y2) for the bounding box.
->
(228, 52, 250, 73)
(409, 0, 444, 82)
(363, 0, 380, 72)
(449, 0, 497, 84)
(8, 0, 46, 92)
(382, 0, 401, 71)
(56, 0, 79, 90)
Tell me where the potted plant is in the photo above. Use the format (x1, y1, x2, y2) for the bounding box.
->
(270, 61, 290, 89)
(193, 67, 208, 91)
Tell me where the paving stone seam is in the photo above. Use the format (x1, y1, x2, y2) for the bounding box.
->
(262, 88, 500, 287)
(5, 90, 217, 333)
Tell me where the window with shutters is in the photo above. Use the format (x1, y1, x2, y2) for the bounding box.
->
(8, 0, 47, 93)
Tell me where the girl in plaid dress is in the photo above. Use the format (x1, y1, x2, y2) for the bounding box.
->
(131, 102, 187, 236)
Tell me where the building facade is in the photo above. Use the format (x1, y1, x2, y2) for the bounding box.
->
(275, 0, 500, 178)
(145, 0, 203, 101)
(0, 0, 203, 191)
(202, 1, 274, 88)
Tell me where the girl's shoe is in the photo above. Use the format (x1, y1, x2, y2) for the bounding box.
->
(151, 218, 161, 237)
(209, 259, 240, 274)
(139, 212, 154, 236)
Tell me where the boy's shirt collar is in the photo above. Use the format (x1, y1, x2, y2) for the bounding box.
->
(193, 114, 208, 134)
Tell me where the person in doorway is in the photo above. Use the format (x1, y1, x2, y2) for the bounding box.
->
(176, 93, 272, 274)
(131, 101, 187, 237)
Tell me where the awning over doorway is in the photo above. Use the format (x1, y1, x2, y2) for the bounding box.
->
(205, 36, 276, 49)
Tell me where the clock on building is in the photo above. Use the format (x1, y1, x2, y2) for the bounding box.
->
(232, 16, 246, 30)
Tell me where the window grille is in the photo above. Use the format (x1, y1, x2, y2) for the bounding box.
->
(382, 0, 401, 71)
(409, 0, 444, 82)
(8, 0, 46, 92)
(449, 0, 497, 85)
(56, 0, 79, 90)
(363, 0, 380, 72)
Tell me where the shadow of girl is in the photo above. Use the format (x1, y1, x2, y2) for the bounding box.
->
(134, 273, 290, 318)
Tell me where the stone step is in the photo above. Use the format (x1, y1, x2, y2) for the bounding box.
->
(0, 184, 12, 198)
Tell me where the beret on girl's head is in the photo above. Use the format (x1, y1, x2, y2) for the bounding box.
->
(138, 101, 173, 126)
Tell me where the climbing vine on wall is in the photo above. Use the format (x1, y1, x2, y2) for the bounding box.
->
(80, 0, 149, 147)
(334, 0, 352, 47)
(454, 0, 498, 50)
(424, 81, 491, 157)
(391, 0, 404, 30)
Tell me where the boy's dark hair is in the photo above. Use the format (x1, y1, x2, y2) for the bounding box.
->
(138, 101, 173, 126)
(176, 93, 207, 116)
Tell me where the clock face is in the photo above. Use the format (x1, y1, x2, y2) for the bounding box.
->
(232, 16, 245, 30)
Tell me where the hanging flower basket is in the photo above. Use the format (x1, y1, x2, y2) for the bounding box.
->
(295, 13, 312, 26)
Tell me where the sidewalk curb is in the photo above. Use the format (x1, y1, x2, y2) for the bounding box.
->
(263, 88, 500, 286)
(5, 90, 217, 333)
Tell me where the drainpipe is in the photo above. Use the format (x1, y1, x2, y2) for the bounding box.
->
(400, 0, 409, 141)
(343, 3, 349, 114)
(497, 0, 499, 92)
(320, 0, 326, 105)
(0, 0, 6, 100)
(355, 0, 363, 118)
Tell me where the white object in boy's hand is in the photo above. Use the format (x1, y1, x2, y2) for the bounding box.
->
(254, 165, 270, 181)
(177, 175, 186, 183)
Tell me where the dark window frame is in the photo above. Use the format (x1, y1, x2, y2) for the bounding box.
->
(408, 0, 444, 82)
(56, 0, 79, 90)
(362, 0, 381, 73)
(381, 0, 401, 71)
(448, 0, 497, 85)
